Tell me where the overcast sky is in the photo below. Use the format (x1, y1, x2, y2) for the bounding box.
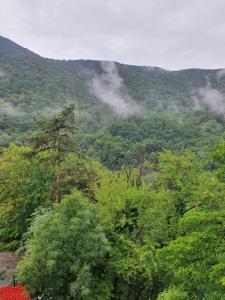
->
(1, 0, 225, 70)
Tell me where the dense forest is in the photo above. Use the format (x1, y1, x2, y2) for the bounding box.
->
(0, 36, 225, 299)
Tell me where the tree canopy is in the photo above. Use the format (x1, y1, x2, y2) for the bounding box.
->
(0, 105, 224, 299)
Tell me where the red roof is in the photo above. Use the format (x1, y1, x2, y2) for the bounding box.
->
(0, 285, 31, 300)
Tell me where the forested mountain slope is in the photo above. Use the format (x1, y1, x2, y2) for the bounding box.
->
(0, 49, 225, 298)
(1, 36, 225, 168)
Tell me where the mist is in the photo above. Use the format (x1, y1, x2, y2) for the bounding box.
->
(216, 68, 225, 80)
(0, 70, 6, 78)
(0, 101, 25, 117)
(192, 80, 225, 115)
(33, 106, 64, 118)
(89, 61, 140, 116)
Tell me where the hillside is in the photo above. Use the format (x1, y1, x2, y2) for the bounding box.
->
(0, 36, 225, 298)
(0, 36, 225, 168)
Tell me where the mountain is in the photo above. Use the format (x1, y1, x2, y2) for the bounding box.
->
(0, 36, 40, 59)
(0, 36, 225, 168)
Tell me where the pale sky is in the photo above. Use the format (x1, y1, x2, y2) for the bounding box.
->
(1, 0, 225, 70)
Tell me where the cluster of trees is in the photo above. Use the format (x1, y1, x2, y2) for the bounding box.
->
(0, 106, 225, 299)
(79, 112, 223, 169)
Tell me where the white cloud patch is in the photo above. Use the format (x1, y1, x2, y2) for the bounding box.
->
(216, 68, 225, 80)
(192, 81, 225, 115)
(89, 61, 140, 116)
(0, 70, 6, 78)
(0, 101, 25, 117)
(33, 106, 63, 117)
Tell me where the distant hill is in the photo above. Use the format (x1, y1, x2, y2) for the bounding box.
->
(0, 36, 225, 167)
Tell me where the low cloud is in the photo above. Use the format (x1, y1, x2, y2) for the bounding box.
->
(192, 80, 225, 115)
(0, 101, 25, 117)
(216, 68, 225, 80)
(89, 61, 140, 116)
(33, 106, 63, 117)
(0, 70, 6, 78)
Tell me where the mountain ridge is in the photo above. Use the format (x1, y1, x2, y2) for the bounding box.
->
(1, 35, 224, 72)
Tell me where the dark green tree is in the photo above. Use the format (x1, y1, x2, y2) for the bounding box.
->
(29, 104, 77, 202)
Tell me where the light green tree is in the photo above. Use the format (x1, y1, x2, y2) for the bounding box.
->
(16, 191, 112, 300)
(0, 144, 53, 248)
(158, 211, 225, 299)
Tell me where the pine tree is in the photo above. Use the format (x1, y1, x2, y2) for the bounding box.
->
(29, 104, 77, 202)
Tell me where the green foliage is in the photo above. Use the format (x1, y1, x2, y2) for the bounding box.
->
(158, 212, 225, 299)
(157, 150, 225, 215)
(14, 144, 225, 299)
(28, 104, 77, 202)
(157, 288, 188, 300)
(95, 172, 168, 298)
(29, 104, 77, 156)
(0, 144, 53, 247)
(1, 37, 225, 298)
(0, 107, 105, 248)
(80, 113, 223, 169)
(16, 192, 112, 300)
